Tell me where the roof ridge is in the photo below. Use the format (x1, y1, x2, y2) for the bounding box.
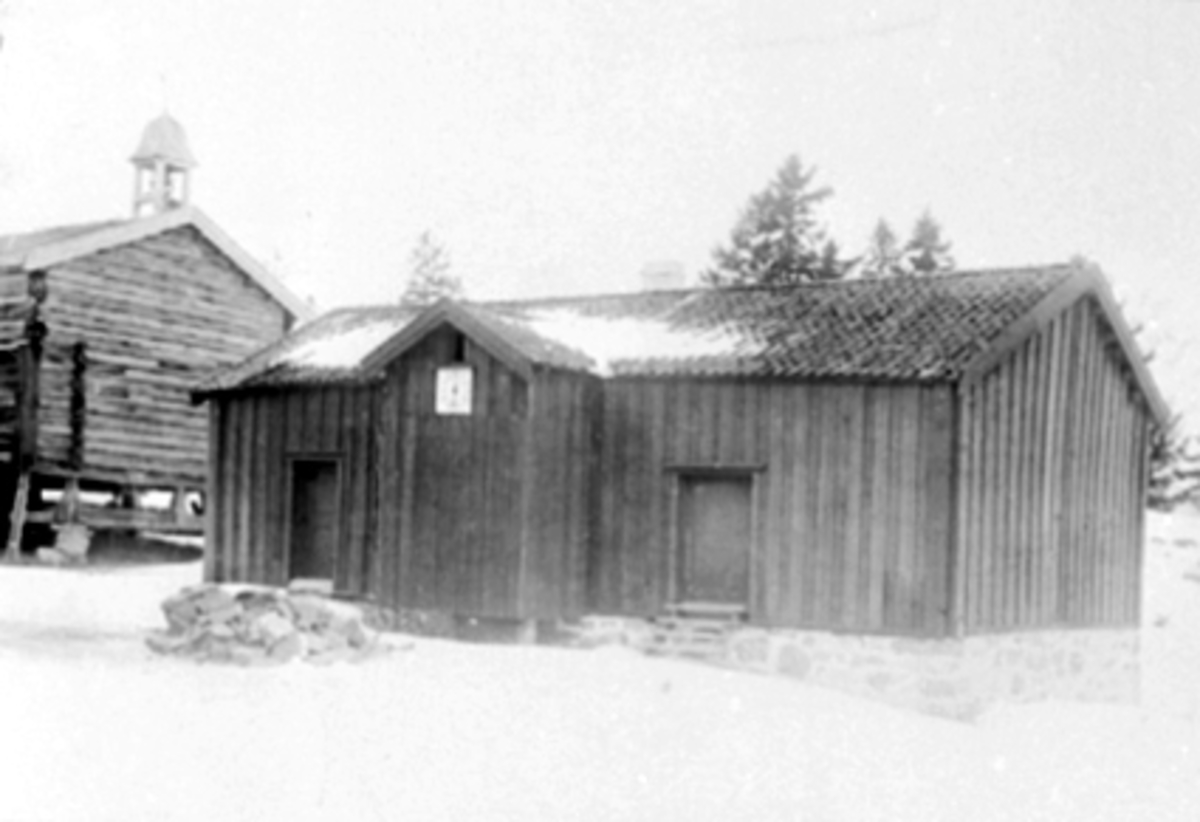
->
(471, 263, 1076, 307)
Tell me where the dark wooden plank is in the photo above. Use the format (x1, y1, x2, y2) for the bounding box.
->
(866, 385, 892, 631)
(234, 394, 255, 580)
(1003, 344, 1024, 627)
(247, 395, 269, 585)
(1099, 355, 1122, 624)
(1020, 336, 1041, 627)
(1106, 351, 1132, 623)
(807, 385, 833, 626)
(1041, 309, 1066, 624)
(921, 386, 953, 635)
(764, 384, 788, 623)
(839, 385, 865, 629)
(1076, 305, 1104, 624)
(1115, 361, 1138, 624)
(398, 412, 419, 606)
(376, 377, 401, 605)
(1057, 304, 1083, 624)
(261, 392, 285, 584)
(203, 401, 221, 583)
(961, 383, 982, 632)
(716, 378, 737, 463)
(567, 377, 594, 616)
(901, 386, 924, 631)
(993, 352, 1014, 628)
(982, 371, 1002, 629)
(645, 380, 668, 611)
(596, 387, 621, 611)
(219, 398, 241, 582)
(795, 385, 818, 626)
(857, 388, 880, 631)
(1025, 327, 1048, 625)
(952, 384, 974, 634)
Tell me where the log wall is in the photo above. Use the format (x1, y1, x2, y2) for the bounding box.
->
(956, 297, 1150, 632)
(39, 226, 290, 486)
(0, 345, 21, 464)
(591, 379, 956, 635)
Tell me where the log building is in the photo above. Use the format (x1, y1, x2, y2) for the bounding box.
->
(0, 116, 308, 550)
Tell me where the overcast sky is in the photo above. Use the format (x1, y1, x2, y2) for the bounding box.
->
(2, 0, 1199, 425)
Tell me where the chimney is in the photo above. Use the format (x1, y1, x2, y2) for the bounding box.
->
(130, 113, 197, 217)
(639, 260, 687, 291)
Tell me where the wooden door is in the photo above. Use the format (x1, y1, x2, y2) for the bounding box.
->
(678, 476, 752, 603)
(289, 459, 340, 580)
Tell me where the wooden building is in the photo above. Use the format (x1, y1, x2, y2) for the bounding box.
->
(198, 262, 1167, 639)
(0, 115, 308, 550)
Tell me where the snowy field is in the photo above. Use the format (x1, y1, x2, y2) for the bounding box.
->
(1, 516, 1198, 822)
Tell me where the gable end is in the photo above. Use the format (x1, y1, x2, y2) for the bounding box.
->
(360, 302, 535, 382)
(961, 267, 1169, 428)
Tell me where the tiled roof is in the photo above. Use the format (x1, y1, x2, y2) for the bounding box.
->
(198, 266, 1079, 392)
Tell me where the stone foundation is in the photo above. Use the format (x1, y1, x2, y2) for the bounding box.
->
(725, 627, 1140, 720)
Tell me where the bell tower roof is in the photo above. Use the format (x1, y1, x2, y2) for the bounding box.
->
(130, 114, 196, 217)
(131, 113, 197, 169)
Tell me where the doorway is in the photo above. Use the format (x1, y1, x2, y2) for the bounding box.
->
(677, 474, 752, 604)
(288, 458, 341, 581)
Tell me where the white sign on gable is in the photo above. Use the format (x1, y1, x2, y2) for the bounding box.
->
(435, 366, 473, 415)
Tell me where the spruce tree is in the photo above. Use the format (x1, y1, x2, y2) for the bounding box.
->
(400, 230, 463, 306)
(901, 209, 955, 276)
(860, 219, 905, 279)
(704, 154, 845, 287)
(1149, 420, 1200, 510)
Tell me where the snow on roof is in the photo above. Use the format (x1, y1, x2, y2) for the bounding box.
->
(196, 306, 420, 391)
(282, 316, 411, 370)
(0, 207, 311, 321)
(522, 307, 751, 377)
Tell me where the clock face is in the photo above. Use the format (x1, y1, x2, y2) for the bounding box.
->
(435, 366, 473, 415)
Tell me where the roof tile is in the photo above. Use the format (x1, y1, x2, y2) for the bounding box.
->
(198, 266, 1077, 392)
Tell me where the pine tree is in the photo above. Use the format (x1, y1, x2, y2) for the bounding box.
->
(1149, 420, 1200, 511)
(400, 230, 463, 306)
(859, 219, 905, 279)
(815, 238, 856, 281)
(901, 209, 955, 276)
(1127, 316, 1200, 510)
(704, 154, 845, 287)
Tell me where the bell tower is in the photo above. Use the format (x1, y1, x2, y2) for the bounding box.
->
(130, 113, 197, 217)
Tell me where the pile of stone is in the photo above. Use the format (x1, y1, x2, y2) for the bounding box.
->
(35, 524, 92, 565)
(146, 582, 387, 665)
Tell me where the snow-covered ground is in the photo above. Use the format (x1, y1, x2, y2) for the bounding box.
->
(1, 517, 1198, 822)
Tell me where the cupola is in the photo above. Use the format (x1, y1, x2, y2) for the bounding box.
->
(130, 114, 197, 217)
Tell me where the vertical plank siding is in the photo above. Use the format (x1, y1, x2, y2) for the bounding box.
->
(376, 328, 592, 620)
(209, 386, 379, 592)
(521, 373, 596, 618)
(209, 295, 1152, 638)
(591, 379, 956, 635)
(957, 299, 1151, 632)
